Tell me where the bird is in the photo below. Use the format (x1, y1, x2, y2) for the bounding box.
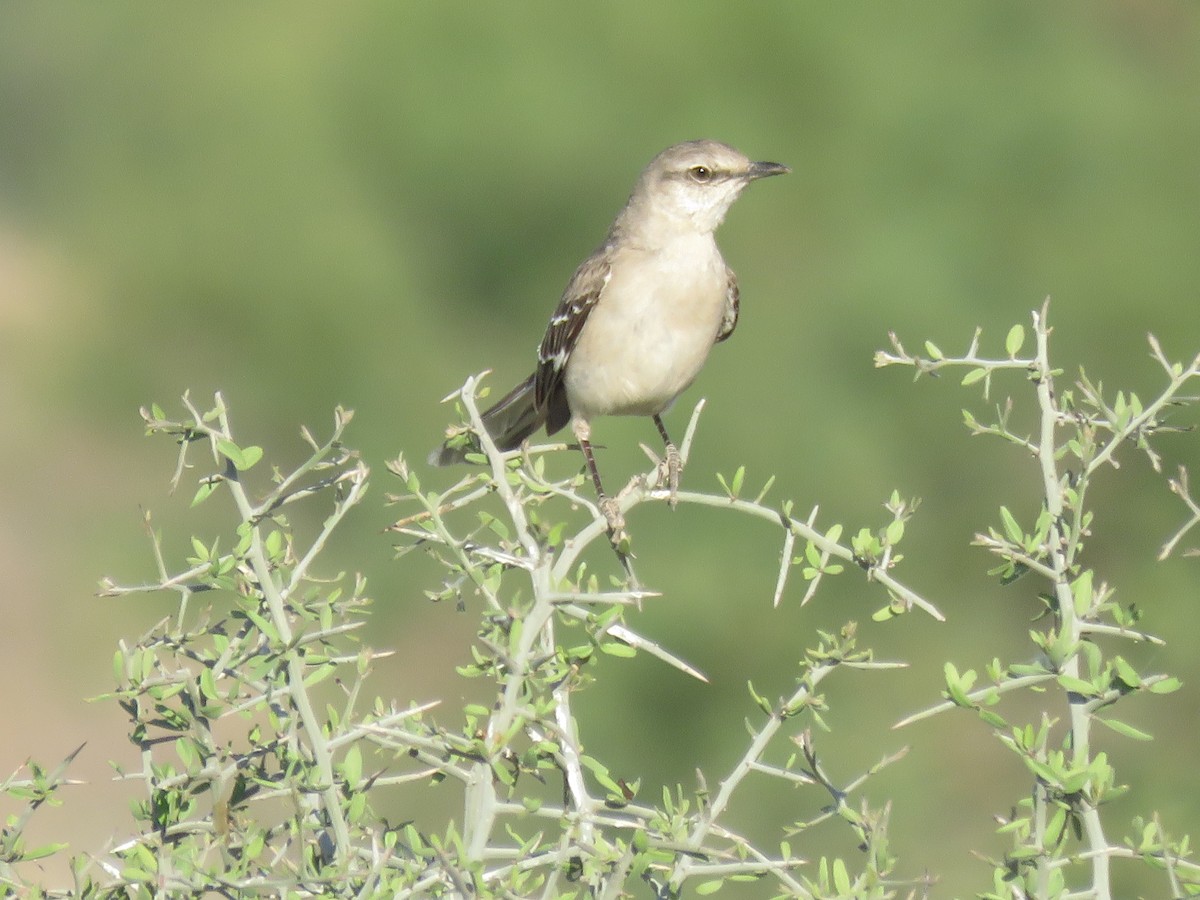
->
(430, 139, 789, 535)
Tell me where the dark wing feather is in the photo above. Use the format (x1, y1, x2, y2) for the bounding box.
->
(716, 267, 740, 343)
(534, 251, 611, 434)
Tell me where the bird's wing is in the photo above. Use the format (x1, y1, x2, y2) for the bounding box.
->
(534, 250, 612, 427)
(715, 266, 740, 343)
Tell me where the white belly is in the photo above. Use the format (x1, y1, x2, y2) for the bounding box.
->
(564, 238, 727, 420)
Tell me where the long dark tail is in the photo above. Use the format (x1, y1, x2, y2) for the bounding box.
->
(428, 373, 546, 466)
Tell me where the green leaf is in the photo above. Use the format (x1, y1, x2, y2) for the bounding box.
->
(1071, 570, 1094, 616)
(753, 474, 776, 503)
(999, 506, 1023, 543)
(22, 842, 68, 861)
(1057, 674, 1097, 696)
(747, 681, 773, 716)
(599, 641, 637, 658)
(851, 526, 877, 558)
(404, 823, 425, 853)
(341, 745, 363, 786)
(239, 445, 263, 470)
(1148, 677, 1183, 694)
(191, 480, 219, 507)
(1094, 717, 1152, 741)
(579, 755, 623, 795)
(924, 340, 944, 360)
(1112, 655, 1141, 689)
(1044, 806, 1067, 847)
(944, 662, 977, 706)
(695, 880, 724, 895)
(1021, 756, 1061, 786)
(216, 439, 263, 471)
(478, 512, 510, 540)
(579, 755, 611, 779)
(961, 367, 987, 386)
(175, 736, 196, 770)
(1005, 324, 1026, 357)
(199, 667, 219, 700)
(832, 857, 851, 893)
(730, 465, 745, 497)
(979, 709, 1008, 730)
(491, 759, 516, 787)
(217, 439, 245, 469)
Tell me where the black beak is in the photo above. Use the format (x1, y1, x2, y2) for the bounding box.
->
(748, 160, 791, 180)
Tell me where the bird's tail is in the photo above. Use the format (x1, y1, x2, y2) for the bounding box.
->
(428, 374, 546, 466)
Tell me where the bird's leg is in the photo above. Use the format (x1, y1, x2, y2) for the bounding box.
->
(573, 419, 626, 538)
(652, 415, 682, 509)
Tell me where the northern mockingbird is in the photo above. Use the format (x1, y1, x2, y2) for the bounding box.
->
(431, 139, 788, 534)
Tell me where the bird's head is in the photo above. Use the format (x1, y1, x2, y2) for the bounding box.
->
(622, 140, 790, 238)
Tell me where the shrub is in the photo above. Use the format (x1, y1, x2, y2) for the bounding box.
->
(3, 305, 1198, 898)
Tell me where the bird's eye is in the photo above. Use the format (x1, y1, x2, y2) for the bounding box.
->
(688, 165, 713, 183)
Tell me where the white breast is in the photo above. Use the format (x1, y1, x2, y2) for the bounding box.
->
(565, 235, 727, 421)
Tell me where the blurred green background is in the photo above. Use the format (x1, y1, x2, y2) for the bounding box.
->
(2, 3, 1199, 895)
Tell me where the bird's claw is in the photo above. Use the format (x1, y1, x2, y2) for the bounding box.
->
(658, 442, 682, 509)
(599, 496, 627, 542)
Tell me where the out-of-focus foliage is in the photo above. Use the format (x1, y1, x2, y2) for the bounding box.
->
(1, 4, 1198, 895)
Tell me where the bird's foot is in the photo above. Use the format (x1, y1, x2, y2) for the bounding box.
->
(599, 496, 626, 538)
(657, 442, 682, 509)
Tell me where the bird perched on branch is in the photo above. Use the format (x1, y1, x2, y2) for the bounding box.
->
(430, 139, 789, 536)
